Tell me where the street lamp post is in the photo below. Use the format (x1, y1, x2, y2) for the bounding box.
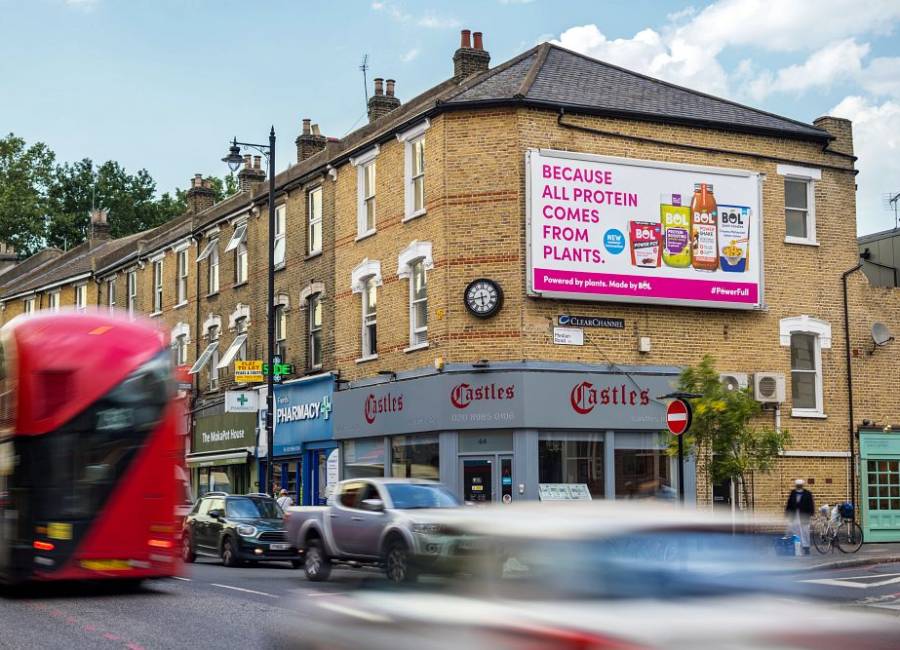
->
(223, 128, 277, 497)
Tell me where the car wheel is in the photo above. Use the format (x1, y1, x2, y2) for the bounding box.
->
(222, 537, 240, 568)
(384, 539, 418, 584)
(304, 540, 331, 582)
(182, 533, 196, 563)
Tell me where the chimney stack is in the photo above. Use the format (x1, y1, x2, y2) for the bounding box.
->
(89, 207, 111, 243)
(238, 155, 266, 192)
(296, 116, 327, 163)
(367, 77, 401, 123)
(186, 173, 217, 214)
(453, 28, 490, 80)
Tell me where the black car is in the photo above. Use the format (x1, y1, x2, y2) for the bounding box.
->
(182, 493, 300, 568)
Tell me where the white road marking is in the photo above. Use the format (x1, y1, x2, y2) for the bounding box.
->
(170, 576, 191, 582)
(316, 600, 391, 623)
(211, 583, 278, 598)
(800, 573, 900, 589)
(307, 591, 350, 597)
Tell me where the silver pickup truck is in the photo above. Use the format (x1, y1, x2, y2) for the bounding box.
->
(284, 478, 467, 583)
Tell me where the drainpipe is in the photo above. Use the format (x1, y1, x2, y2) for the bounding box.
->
(842, 261, 863, 515)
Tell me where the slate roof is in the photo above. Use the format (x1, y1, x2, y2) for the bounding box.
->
(0, 248, 63, 291)
(446, 43, 830, 141)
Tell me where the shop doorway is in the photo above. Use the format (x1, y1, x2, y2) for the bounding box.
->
(460, 454, 514, 504)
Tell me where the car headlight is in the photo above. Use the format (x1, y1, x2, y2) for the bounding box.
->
(236, 525, 258, 537)
(412, 523, 443, 535)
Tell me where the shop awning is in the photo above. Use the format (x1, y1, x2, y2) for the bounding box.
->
(185, 450, 249, 467)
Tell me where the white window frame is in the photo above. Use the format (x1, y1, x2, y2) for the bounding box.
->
(152, 259, 163, 314)
(235, 239, 248, 285)
(274, 204, 287, 268)
(234, 316, 249, 362)
(351, 258, 381, 360)
(176, 249, 189, 306)
(779, 315, 831, 418)
(127, 271, 137, 315)
(224, 222, 248, 253)
(274, 303, 287, 359)
(350, 146, 379, 239)
(190, 323, 221, 391)
(74, 284, 87, 312)
(48, 290, 60, 312)
(171, 322, 190, 367)
(397, 240, 434, 350)
(777, 164, 820, 246)
(106, 279, 116, 312)
(308, 186, 323, 256)
(23, 297, 35, 314)
(361, 276, 377, 359)
(199, 238, 220, 295)
(397, 120, 430, 221)
(308, 292, 323, 370)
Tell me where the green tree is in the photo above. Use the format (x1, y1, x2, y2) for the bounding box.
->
(0, 133, 55, 255)
(671, 355, 790, 508)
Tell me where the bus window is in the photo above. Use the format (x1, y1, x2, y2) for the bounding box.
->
(0, 342, 13, 433)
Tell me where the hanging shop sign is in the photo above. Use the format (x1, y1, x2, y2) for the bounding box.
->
(527, 149, 763, 310)
(225, 390, 259, 413)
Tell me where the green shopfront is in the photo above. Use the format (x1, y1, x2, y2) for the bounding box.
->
(860, 429, 900, 542)
(186, 412, 257, 497)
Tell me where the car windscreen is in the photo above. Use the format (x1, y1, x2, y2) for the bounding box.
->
(226, 497, 282, 519)
(385, 483, 461, 509)
(494, 531, 787, 600)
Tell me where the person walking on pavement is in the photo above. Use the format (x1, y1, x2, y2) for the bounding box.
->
(785, 478, 815, 555)
(276, 488, 293, 510)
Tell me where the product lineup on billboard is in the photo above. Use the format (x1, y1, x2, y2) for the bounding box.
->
(527, 149, 763, 309)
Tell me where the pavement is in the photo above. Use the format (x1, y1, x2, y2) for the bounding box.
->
(777, 541, 900, 572)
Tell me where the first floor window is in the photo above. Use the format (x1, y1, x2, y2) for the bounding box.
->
(216, 320, 248, 375)
(538, 432, 605, 499)
(23, 297, 35, 314)
(308, 293, 322, 368)
(409, 258, 427, 346)
(74, 285, 87, 311)
(274, 205, 286, 267)
(107, 279, 116, 311)
(791, 332, 820, 412)
(785, 178, 812, 240)
(207, 325, 220, 389)
(127, 271, 137, 314)
(235, 241, 248, 284)
(152, 260, 163, 312)
(362, 276, 377, 357)
(48, 292, 60, 312)
(275, 304, 287, 359)
(174, 333, 188, 365)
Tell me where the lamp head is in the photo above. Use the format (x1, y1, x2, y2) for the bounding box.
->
(222, 139, 243, 173)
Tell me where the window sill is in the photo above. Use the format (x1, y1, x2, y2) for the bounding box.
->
(355, 354, 379, 364)
(233, 281, 249, 289)
(149, 311, 163, 318)
(355, 229, 377, 243)
(791, 409, 827, 419)
(274, 263, 286, 272)
(402, 209, 427, 223)
(784, 237, 819, 247)
(305, 365, 324, 375)
(404, 342, 429, 353)
(174, 301, 188, 310)
(305, 250, 322, 261)
(207, 291, 220, 298)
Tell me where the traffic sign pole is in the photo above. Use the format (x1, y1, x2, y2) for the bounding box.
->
(665, 399, 693, 504)
(677, 435, 684, 503)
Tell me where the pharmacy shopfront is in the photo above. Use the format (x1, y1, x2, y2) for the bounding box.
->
(333, 362, 696, 504)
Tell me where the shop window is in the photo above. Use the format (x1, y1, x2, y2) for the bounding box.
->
(538, 433, 604, 499)
(615, 449, 673, 500)
(308, 186, 322, 255)
(391, 434, 439, 480)
(343, 438, 384, 479)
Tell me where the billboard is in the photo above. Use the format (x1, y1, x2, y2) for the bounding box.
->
(527, 149, 764, 309)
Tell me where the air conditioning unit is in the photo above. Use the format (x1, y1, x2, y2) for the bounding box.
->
(720, 372, 749, 393)
(753, 372, 786, 404)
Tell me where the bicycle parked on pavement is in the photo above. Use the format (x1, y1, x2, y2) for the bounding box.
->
(811, 502, 863, 554)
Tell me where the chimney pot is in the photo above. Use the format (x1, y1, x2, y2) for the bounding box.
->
(193, 173, 203, 187)
(311, 123, 321, 136)
(243, 154, 252, 169)
(473, 31, 484, 50)
(386, 79, 395, 97)
(374, 78, 384, 96)
(460, 29, 471, 48)
(302, 118, 311, 135)
(253, 155, 262, 170)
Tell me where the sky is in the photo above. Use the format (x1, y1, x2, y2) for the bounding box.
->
(2, 0, 899, 235)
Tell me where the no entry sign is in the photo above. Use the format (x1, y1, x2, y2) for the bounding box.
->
(666, 399, 692, 436)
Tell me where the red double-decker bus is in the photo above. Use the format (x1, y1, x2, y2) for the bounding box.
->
(0, 311, 184, 584)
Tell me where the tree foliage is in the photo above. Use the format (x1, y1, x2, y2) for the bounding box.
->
(0, 133, 234, 256)
(671, 354, 791, 508)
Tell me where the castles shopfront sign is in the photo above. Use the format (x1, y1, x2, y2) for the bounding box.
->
(334, 369, 677, 438)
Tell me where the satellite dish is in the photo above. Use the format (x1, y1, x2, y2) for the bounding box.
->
(871, 322, 895, 352)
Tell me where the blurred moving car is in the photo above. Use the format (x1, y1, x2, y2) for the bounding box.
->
(284, 478, 466, 583)
(269, 501, 900, 649)
(182, 493, 298, 567)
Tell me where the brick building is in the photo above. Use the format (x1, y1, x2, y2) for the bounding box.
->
(2, 31, 898, 536)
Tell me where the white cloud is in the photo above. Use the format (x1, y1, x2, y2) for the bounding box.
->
(400, 48, 420, 63)
(418, 14, 461, 29)
(831, 96, 900, 234)
(747, 39, 871, 101)
(861, 57, 900, 99)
